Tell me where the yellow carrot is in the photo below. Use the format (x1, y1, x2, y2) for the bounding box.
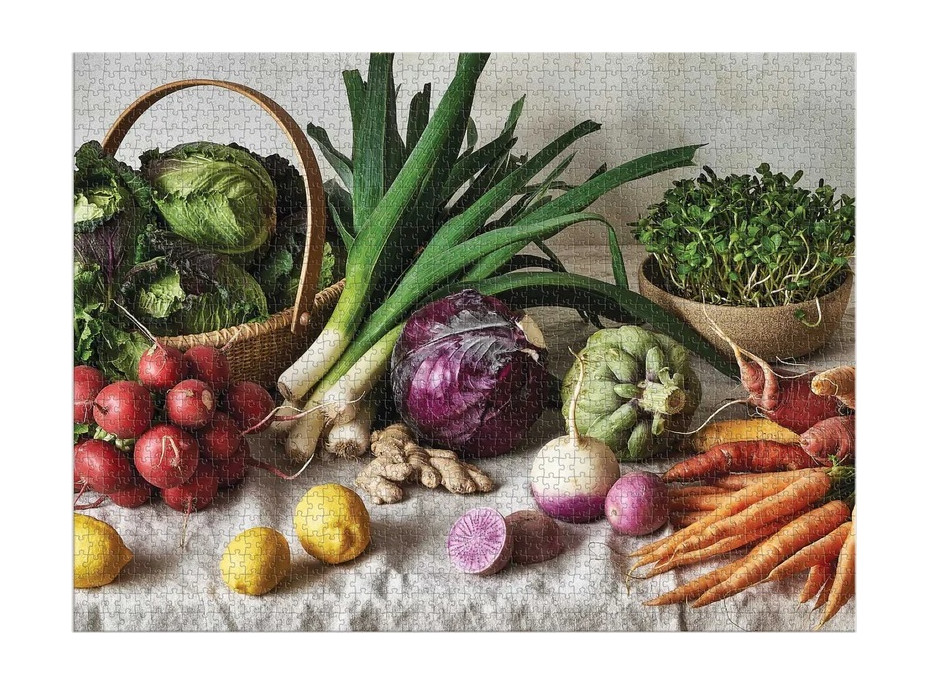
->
(687, 418, 801, 453)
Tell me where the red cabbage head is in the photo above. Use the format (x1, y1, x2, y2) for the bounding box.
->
(390, 290, 548, 459)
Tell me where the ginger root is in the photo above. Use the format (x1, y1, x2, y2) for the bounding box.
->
(811, 365, 855, 410)
(355, 424, 494, 504)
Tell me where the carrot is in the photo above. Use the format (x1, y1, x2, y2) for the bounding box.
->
(646, 516, 791, 577)
(674, 471, 833, 556)
(767, 521, 851, 581)
(799, 564, 830, 604)
(643, 556, 749, 607)
(799, 415, 855, 466)
(668, 511, 704, 529)
(687, 418, 801, 453)
(813, 564, 837, 610)
(710, 468, 827, 490)
(669, 491, 735, 513)
(818, 507, 856, 627)
(630, 469, 816, 565)
(811, 365, 855, 410)
(664, 441, 819, 482)
(690, 500, 851, 608)
(669, 485, 732, 498)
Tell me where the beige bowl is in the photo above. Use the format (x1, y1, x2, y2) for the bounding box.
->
(637, 256, 853, 360)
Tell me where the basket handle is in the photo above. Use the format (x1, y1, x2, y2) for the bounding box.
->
(102, 79, 327, 336)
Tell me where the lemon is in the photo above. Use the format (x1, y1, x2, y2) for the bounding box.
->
(293, 483, 370, 564)
(220, 527, 291, 596)
(74, 514, 133, 588)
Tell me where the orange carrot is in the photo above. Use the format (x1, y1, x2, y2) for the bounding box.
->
(813, 564, 837, 610)
(818, 508, 856, 627)
(669, 491, 736, 513)
(631, 469, 818, 567)
(799, 564, 829, 604)
(664, 441, 819, 482)
(646, 517, 791, 577)
(643, 556, 748, 607)
(669, 485, 732, 498)
(690, 500, 851, 608)
(674, 471, 833, 556)
(669, 511, 703, 528)
(767, 521, 851, 581)
(709, 468, 827, 490)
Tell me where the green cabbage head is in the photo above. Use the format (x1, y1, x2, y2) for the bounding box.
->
(142, 142, 276, 255)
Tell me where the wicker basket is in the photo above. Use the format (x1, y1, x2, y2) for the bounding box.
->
(101, 79, 343, 387)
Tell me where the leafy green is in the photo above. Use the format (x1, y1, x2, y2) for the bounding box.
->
(141, 142, 276, 255)
(632, 164, 855, 306)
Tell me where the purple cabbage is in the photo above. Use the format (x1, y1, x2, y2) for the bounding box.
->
(390, 290, 548, 459)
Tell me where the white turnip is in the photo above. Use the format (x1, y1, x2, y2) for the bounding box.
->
(74, 366, 106, 424)
(137, 344, 188, 392)
(134, 424, 199, 489)
(184, 345, 230, 391)
(74, 439, 138, 494)
(93, 381, 154, 439)
(605, 471, 669, 536)
(447, 507, 512, 576)
(166, 379, 216, 429)
(197, 412, 241, 461)
(225, 381, 275, 431)
(530, 353, 620, 523)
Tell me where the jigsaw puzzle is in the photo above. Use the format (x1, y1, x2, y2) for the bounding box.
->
(72, 53, 855, 631)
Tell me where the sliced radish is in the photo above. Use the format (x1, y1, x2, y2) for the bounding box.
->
(446, 507, 512, 576)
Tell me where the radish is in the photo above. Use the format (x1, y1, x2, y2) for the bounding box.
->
(74, 439, 138, 494)
(138, 344, 188, 392)
(447, 507, 512, 576)
(93, 381, 154, 439)
(166, 379, 216, 429)
(108, 481, 155, 508)
(215, 442, 249, 488)
(605, 471, 669, 536)
(197, 412, 241, 461)
(161, 462, 220, 513)
(134, 424, 199, 489)
(225, 381, 275, 431)
(74, 366, 106, 424)
(184, 345, 231, 391)
(530, 354, 621, 523)
(505, 510, 561, 564)
(74, 466, 84, 494)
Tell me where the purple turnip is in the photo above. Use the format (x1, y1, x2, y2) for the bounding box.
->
(605, 471, 669, 536)
(447, 507, 512, 576)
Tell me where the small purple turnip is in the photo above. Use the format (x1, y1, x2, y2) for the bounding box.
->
(605, 471, 669, 536)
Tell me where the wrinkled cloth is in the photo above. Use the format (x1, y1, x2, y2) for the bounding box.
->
(74, 248, 855, 631)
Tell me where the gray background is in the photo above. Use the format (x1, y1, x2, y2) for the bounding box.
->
(73, 53, 855, 247)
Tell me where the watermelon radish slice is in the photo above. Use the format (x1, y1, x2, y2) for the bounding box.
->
(446, 507, 512, 576)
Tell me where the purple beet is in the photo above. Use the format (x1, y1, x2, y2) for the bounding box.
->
(447, 507, 512, 576)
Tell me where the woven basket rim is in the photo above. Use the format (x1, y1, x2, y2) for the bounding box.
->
(156, 279, 344, 349)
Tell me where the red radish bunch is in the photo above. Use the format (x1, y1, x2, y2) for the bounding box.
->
(72, 343, 291, 519)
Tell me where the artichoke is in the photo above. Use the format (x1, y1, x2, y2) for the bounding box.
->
(562, 326, 701, 461)
(141, 142, 276, 255)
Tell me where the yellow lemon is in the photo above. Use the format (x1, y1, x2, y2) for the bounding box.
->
(220, 527, 291, 596)
(74, 514, 133, 589)
(293, 483, 370, 564)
